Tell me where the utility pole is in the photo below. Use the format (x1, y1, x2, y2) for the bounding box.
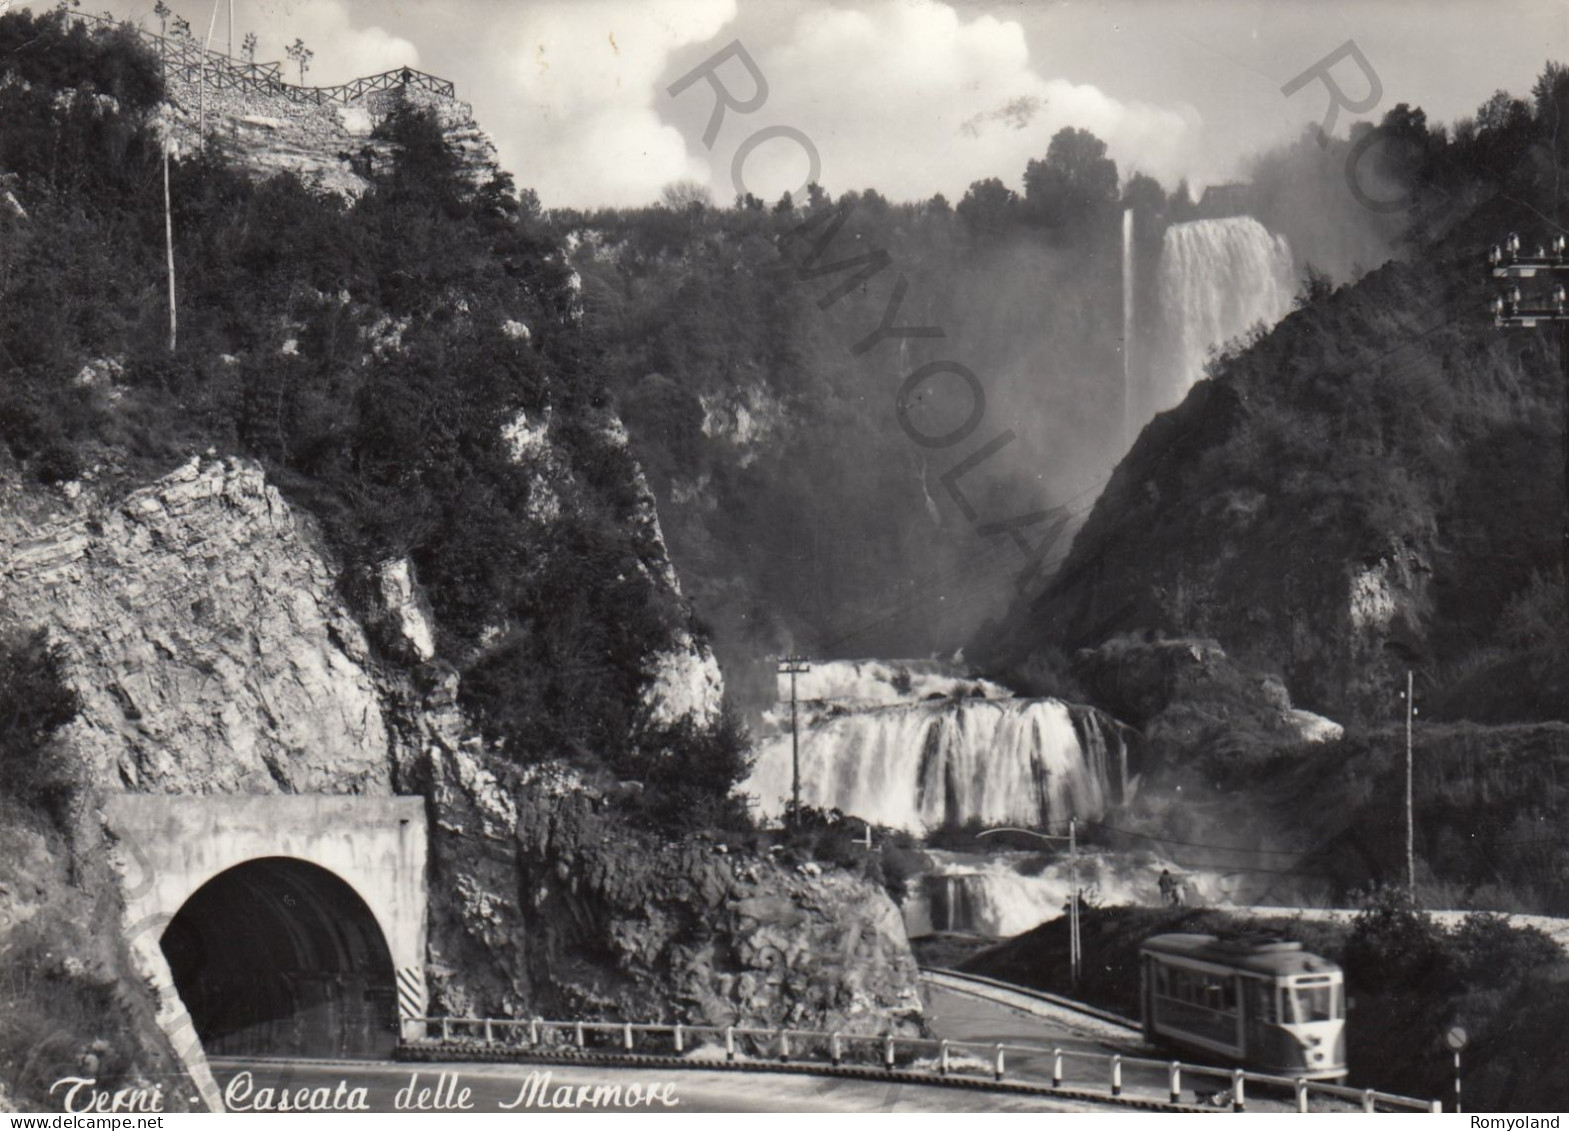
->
(163, 139, 177, 352)
(198, 0, 222, 147)
(979, 825, 1081, 989)
(1068, 816, 1081, 989)
(777, 656, 811, 825)
(1489, 232, 1569, 604)
(1400, 670, 1416, 900)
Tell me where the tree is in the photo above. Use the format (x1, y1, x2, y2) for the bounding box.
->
(1023, 127, 1119, 231)
(0, 629, 81, 820)
(241, 31, 257, 64)
(1121, 171, 1167, 218)
(285, 37, 312, 83)
(956, 176, 1018, 237)
(1294, 263, 1335, 309)
(153, 0, 170, 35)
(170, 14, 190, 38)
(659, 179, 711, 211)
(1531, 61, 1569, 131)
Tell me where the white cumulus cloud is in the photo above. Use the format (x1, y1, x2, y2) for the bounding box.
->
(238, 0, 421, 84)
(489, 0, 738, 208)
(681, 0, 1201, 205)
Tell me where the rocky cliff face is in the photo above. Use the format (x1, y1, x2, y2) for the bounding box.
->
(0, 456, 390, 794)
(419, 758, 922, 1035)
(160, 63, 500, 196)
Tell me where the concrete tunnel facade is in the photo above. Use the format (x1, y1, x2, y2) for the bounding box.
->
(104, 794, 428, 1065)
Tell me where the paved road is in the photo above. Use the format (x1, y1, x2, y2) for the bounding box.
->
(207, 1058, 1114, 1113)
(922, 983, 1207, 1105)
(205, 979, 1365, 1113)
(922, 981, 1364, 1112)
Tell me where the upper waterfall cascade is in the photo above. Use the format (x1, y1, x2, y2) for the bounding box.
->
(1153, 216, 1295, 413)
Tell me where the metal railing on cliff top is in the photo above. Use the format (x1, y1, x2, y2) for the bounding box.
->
(66, 10, 456, 105)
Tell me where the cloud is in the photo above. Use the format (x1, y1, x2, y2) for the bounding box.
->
(485, 0, 738, 208)
(242, 0, 421, 84)
(679, 0, 1202, 205)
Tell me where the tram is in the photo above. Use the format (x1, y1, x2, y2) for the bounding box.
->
(1138, 933, 1347, 1080)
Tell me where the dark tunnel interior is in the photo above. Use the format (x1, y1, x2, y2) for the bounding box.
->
(160, 857, 398, 1059)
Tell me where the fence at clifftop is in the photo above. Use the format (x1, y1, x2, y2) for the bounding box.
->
(66, 10, 456, 105)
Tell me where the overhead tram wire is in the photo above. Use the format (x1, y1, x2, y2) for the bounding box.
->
(1026, 817, 1317, 857)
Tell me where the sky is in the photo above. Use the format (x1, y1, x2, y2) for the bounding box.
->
(88, 0, 1569, 209)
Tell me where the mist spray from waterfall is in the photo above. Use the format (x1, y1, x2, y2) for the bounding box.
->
(1122, 207, 1135, 448)
(1154, 216, 1295, 413)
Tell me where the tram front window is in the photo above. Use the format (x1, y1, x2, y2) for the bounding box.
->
(1287, 979, 1337, 1023)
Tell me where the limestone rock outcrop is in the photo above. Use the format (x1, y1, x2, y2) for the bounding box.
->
(419, 764, 923, 1035)
(0, 456, 391, 794)
(160, 71, 500, 197)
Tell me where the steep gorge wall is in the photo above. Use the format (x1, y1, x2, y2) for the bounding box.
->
(982, 240, 1555, 724)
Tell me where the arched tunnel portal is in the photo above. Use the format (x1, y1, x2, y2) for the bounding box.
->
(160, 857, 399, 1058)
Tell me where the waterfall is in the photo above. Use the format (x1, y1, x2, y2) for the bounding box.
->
(901, 849, 1236, 938)
(746, 694, 1128, 834)
(1122, 207, 1134, 449)
(1154, 216, 1295, 413)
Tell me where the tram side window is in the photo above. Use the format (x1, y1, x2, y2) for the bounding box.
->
(1163, 967, 1237, 1014)
(1250, 980, 1277, 1023)
(1155, 964, 1172, 998)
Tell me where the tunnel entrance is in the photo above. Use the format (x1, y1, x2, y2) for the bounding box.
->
(161, 857, 398, 1059)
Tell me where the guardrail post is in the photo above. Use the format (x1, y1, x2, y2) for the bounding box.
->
(1232, 1070, 1246, 1113)
(1295, 1078, 1309, 1113)
(994, 1044, 1006, 1082)
(779, 1030, 790, 1063)
(484, 1019, 493, 1045)
(1169, 1062, 1181, 1105)
(575, 1022, 585, 1049)
(440, 1017, 450, 1042)
(623, 1022, 634, 1051)
(1052, 1048, 1063, 1088)
(1111, 1054, 1123, 1097)
(725, 1027, 735, 1062)
(674, 1023, 684, 1054)
(1363, 1089, 1377, 1113)
(884, 1034, 895, 1072)
(529, 1019, 540, 1046)
(1430, 1101, 1444, 1114)
(939, 1039, 950, 1075)
(831, 1032, 842, 1067)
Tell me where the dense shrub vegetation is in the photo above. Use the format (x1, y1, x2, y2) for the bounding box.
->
(0, 630, 79, 821)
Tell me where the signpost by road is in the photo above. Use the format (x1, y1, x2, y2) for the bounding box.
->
(1444, 1025, 1468, 1113)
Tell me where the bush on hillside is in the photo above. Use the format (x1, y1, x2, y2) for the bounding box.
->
(0, 629, 81, 822)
